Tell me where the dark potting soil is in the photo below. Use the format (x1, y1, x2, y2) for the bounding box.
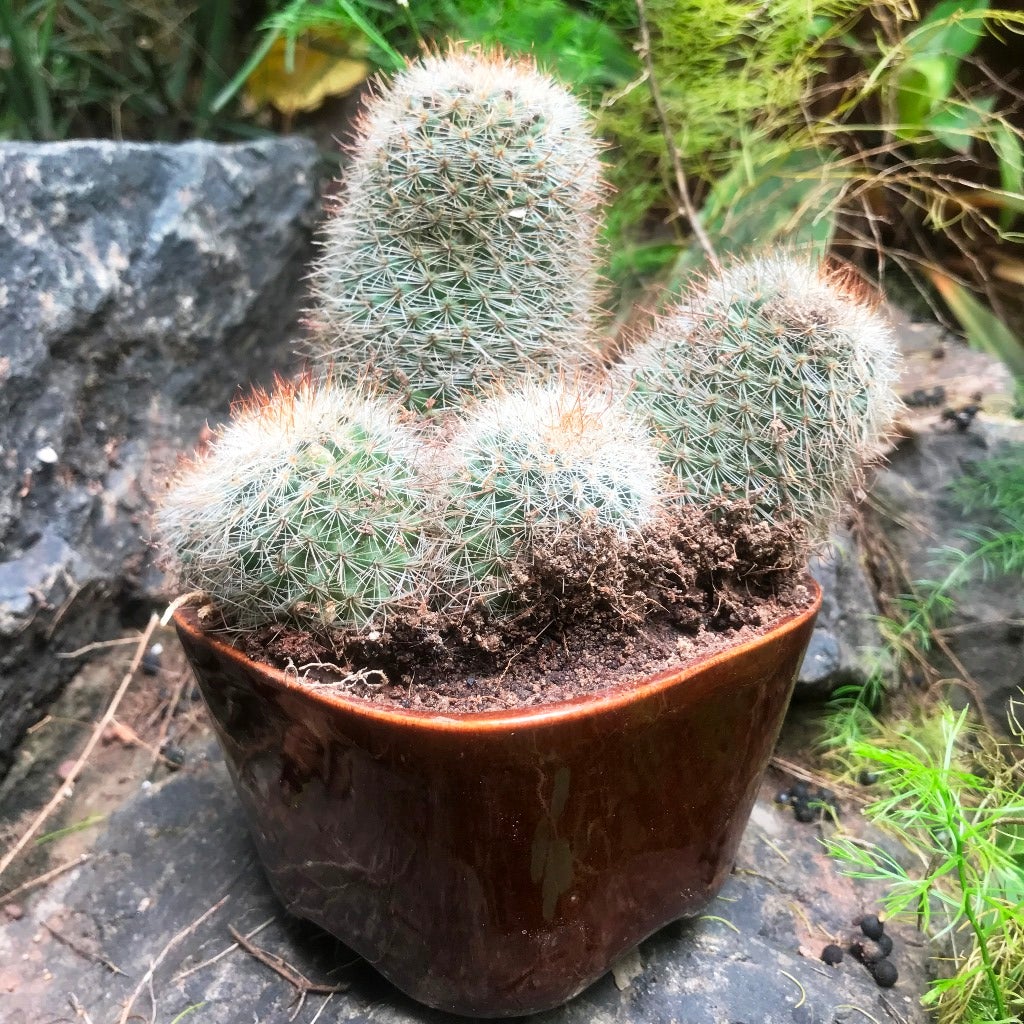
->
(228, 503, 814, 714)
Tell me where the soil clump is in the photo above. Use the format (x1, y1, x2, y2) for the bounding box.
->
(220, 503, 813, 712)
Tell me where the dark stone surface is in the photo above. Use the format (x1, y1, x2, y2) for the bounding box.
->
(0, 139, 320, 772)
(797, 529, 888, 701)
(870, 418, 1024, 731)
(0, 742, 929, 1024)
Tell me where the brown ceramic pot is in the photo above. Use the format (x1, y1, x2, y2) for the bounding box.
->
(173, 583, 820, 1018)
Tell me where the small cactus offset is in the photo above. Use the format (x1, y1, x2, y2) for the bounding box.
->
(620, 253, 900, 541)
(308, 47, 606, 411)
(435, 382, 665, 606)
(158, 377, 427, 629)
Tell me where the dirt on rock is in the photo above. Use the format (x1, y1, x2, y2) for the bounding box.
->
(228, 502, 813, 713)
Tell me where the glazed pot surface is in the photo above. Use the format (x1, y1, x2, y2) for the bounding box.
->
(174, 584, 820, 1016)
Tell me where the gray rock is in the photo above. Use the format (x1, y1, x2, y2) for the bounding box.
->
(797, 529, 888, 701)
(0, 139, 320, 773)
(0, 744, 929, 1024)
(870, 417, 1024, 732)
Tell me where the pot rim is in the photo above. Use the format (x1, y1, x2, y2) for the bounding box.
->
(173, 579, 820, 734)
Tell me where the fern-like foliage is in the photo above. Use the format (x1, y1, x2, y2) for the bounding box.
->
(595, 0, 867, 238)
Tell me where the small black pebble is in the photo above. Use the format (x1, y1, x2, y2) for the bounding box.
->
(142, 643, 163, 676)
(821, 944, 843, 966)
(857, 769, 879, 786)
(870, 959, 898, 988)
(815, 786, 835, 802)
(774, 790, 792, 804)
(876, 933, 894, 957)
(791, 781, 810, 799)
(794, 801, 817, 823)
(860, 914, 885, 940)
(161, 743, 186, 769)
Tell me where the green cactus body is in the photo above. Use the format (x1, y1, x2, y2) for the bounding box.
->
(622, 254, 900, 540)
(308, 48, 606, 411)
(158, 379, 426, 629)
(436, 383, 665, 605)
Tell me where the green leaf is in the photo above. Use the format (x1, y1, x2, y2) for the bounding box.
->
(990, 121, 1024, 230)
(895, 55, 957, 135)
(909, 0, 991, 61)
(927, 94, 996, 153)
(670, 145, 842, 287)
(927, 269, 1024, 380)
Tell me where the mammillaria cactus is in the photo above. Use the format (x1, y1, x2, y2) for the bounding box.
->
(158, 377, 427, 629)
(308, 47, 606, 411)
(435, 382, 666, 606)
(620, 253, 900, 542)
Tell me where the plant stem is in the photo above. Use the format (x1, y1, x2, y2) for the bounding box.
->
(948, 794, 1006, 1019)
(632, 0, 719, 270)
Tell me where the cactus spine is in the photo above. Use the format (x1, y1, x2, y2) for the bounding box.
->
(157, 378, 427, 629)
(621, 253, 900, 541)
(435, 382, 665, 605)
(308, 48, 606, 411)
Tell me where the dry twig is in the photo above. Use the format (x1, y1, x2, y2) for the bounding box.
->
(173, 915, 276, 982)
(0, 854, 90, 906)
(0, 613, 160, 880)
(228, 925, 349, 1021)
(117, 894, 230, 1024)
(43, 920, 127, 976)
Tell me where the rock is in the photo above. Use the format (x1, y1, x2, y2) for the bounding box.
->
(0, 139, 320, 774)
(0, 745, 930, 1024)
(890, 309, 1017, 421)
(794, 308, 1020, 705)
(870, 416, 1024, 732)
(797, 528, 888, 700)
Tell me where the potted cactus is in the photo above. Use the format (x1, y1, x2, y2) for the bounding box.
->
(160, 49, 899, 1018)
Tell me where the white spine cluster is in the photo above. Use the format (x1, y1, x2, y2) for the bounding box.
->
(434, 381, 666, 605)
(158, 377, 427, 629)
(307, 47, 606, 410)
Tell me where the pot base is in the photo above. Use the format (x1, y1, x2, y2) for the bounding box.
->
(174, 583, 819, 1017)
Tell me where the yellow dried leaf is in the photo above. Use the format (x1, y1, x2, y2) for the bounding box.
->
(246, 30, 370, 116)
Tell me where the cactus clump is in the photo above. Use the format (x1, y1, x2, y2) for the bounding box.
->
(308, 48, 606, 411)
(621, 253, 900, 541)
(435, 382, 665, 605)
(158, 378, 427, 630)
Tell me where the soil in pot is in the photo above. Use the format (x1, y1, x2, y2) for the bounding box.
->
(214, 502, 814, 711)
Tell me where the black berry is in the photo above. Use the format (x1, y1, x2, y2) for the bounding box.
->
(821, 944, 843, 966)
(161, 742, 186, 769)
(793, 801, 817, 823)
(870, 960, 898, 988)
(857, 769, 879, 786)
(860, 914, 885, 940)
